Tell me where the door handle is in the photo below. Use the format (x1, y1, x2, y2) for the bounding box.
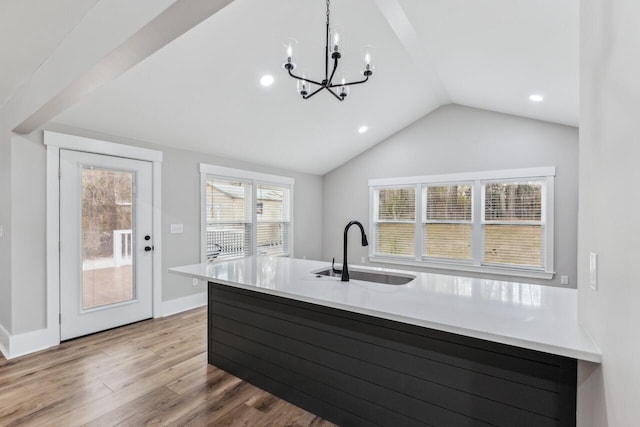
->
(144, 246, 154, 252)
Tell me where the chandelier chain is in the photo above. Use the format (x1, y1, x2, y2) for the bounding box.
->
(326, 0, 330, 25)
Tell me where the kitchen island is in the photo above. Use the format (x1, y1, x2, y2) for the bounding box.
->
(170, 256, 600, 427)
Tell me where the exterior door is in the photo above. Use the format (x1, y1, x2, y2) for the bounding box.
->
(60, 150, 153, 340)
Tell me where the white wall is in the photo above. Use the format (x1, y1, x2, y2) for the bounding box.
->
(0, 124, 12, 336)
(153, 136, 324, 301)
(10, 134, 47, 334)
(6, 125, 322, 335)
(576, 0, 640, 425)
(322, 104, 579, 287)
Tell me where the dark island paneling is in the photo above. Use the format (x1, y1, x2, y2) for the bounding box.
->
(208, 282, 577, 427)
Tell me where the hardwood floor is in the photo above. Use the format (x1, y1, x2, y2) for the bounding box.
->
(0, 307, 336, 427)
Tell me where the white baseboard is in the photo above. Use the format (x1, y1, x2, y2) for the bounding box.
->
(10, 328, 59, 359)
(0, 323, 59, 360)
(161, 292, 207, 317)
(0, 322, 10, 359)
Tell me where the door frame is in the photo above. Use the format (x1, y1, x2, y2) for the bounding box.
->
(45, 131, 163, 344)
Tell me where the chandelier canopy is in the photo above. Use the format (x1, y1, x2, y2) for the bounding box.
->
(283, 0, 374, 101)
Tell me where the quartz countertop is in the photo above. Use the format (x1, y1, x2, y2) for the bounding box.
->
(169, 256, 601, 362)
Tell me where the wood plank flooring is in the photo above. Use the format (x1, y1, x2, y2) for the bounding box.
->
(0, 307, 336, 427)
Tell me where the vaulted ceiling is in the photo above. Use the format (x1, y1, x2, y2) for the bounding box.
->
(0, 0, 99, 107)
(2, 0, 578, 175)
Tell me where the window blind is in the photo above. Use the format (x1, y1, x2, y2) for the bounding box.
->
(423, 184, 472, 260)
(256, 184, 291, 257)
(483, 181, 544, 268)
(368, 167, 554, 278)
(205, 178, 252, 259)
(374, 187, 415, 257)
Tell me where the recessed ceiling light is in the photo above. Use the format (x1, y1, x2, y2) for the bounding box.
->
(358, 125, 368, 134)
(260, 75, 274, 87)
(529, 94, 544, 102)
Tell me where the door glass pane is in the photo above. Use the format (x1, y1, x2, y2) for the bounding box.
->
(82, 168, 134, 309)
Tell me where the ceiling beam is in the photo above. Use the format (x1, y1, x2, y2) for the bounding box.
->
(7, 0, 234, 135)
(374, 0, 450, 105)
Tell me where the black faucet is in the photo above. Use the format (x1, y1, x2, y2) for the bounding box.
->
(341, 220, 369, 282)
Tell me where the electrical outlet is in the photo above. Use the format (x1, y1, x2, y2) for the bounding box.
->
(360, 257, 365, 264)
(192, 278, 199, 287)
(589, 252, 598, 290)
(560, 275, 569, 285)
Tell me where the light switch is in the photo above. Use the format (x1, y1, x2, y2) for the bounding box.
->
(0, 225, 3, 239)
(170, 224, 184, 234)
(560, 275, 569, 285)
(589, 252, 598, 290)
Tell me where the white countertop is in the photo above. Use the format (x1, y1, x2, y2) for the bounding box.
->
(170, 256, 601, 362)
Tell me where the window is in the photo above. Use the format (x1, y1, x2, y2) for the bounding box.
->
(423, 184, 473, 261)
(369, 167, 555, 279)
(483, 180, 544, 268)
(205, 177, 251, 259)
(201, 164, 294, 261)
(373, 187, 415, 257)
(256, 184, 291, 256)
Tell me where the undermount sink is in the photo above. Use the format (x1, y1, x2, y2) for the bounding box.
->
(314, 268, 415, 285)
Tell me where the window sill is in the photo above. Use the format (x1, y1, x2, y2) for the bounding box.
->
(368, 256, 555, 280)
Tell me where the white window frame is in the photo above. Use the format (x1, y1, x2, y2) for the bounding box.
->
(200, 164, 294, 261)
(369, 167, 555, 280)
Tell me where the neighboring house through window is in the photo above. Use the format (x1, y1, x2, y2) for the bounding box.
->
(200, 164, 294, 261)
(369, 167, 555, 279)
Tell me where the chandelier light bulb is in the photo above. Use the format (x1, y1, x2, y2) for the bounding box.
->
(282, 38, 298, 71)
(330, 25, 343, 57)
(297, 74, 309, 97)
(361, 45, 376, 77)
(339, 75, 350, 99)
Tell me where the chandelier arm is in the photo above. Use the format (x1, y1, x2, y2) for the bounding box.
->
(326, 87, 345, 102)
(287, 69, 324, 86)
(328, 75, 369, 88)
(327, 56, 339, 87)
(303, 86, 326, 100)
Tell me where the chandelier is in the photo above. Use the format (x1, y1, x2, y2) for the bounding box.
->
(283, 0, 374, 101)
